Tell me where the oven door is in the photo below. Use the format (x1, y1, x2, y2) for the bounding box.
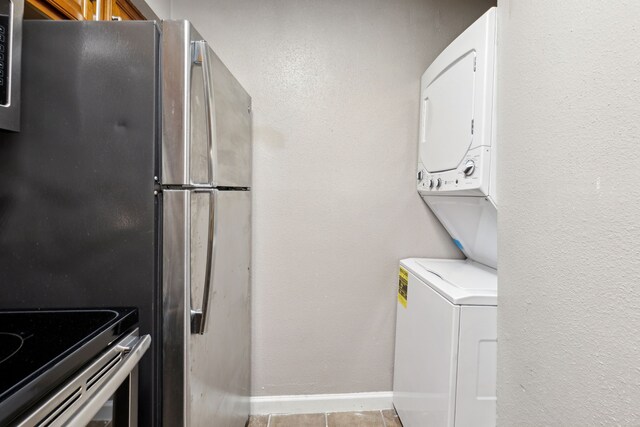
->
(15, 329, 151, 427)
(0, 0, 22, 131)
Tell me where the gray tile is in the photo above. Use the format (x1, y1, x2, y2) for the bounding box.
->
(248, 415, 269, 427)
(270, 413, 326, 427)
(327, 411, 384, 427)
(381, 409, 403, 427)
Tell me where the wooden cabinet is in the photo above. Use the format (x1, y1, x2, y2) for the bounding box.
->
(26, 0, 90, 20)
(25, 0, 145, 21)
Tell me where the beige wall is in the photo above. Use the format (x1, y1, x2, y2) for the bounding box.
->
(497, 1, 640, 424)
(142, 0, 170, 19)
(170, 0, 494, 395)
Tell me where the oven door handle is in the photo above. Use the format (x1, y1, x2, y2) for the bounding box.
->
(64, 334, 151, 426)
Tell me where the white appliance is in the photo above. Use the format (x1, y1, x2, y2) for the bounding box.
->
(417, 7, 497, 269)
(393, 8, 499, 427)
(393, 258, 497, 427)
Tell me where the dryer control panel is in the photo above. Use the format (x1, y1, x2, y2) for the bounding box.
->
(417, 146, 491, 197)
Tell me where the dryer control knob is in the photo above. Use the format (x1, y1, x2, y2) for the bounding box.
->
(428, 179, 434, 189)
(436, 178, 442, 188)
(417, 170, 424, 181)
(463, 160, 475, 176)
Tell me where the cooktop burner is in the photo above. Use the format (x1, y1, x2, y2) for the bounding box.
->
(0, 308, 138, 425)
(0, 333, 24, 364)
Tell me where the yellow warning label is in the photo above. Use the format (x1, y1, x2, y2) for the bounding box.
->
(398, 267, 408, 308)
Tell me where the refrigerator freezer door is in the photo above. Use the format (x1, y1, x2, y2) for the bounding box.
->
(163, 189, 251, 427)
(162, 20, 252, 189)
(208, 43, 252, 189)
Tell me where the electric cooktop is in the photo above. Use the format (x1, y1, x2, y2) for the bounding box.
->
(0, 308, 138, 425)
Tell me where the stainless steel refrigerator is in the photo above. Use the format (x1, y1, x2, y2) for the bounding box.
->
(0, 20, 251, 426)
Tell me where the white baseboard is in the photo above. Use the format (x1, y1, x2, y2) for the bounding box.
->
(250, 391, 393, 415)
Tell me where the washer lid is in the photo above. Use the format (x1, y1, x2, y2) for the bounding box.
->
(401, 258, 497, 306)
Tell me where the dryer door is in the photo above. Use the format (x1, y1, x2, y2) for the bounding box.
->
(419, 51, 476, 173)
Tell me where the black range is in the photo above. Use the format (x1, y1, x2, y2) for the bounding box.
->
(0, 308, 138, 425)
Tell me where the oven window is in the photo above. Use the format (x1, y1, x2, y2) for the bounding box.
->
(87, 396, 114, 427)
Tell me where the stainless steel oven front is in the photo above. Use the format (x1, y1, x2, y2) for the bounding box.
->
(15, 329, 150, 427)
(0, 0, 22, 131)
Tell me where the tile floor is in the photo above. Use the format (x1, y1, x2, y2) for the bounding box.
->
(248, 409, 402, 427)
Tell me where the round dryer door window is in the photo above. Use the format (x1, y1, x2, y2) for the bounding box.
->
(420, 51, 476, 173)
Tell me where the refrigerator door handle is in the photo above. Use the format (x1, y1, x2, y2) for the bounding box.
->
(191, 40, 216, 186)
(190, 189, 217, 334)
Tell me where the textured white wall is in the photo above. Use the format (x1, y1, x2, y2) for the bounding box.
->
(170, 0, 494, 395)
(497, 1, 640, 424)
(141, 0, 170, 19)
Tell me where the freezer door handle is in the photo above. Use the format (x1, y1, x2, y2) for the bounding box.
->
(191, 40, 216, 186)
(191, 189, 217, 334)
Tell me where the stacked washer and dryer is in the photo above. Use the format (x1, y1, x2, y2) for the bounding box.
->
(393, 8, 498, 427)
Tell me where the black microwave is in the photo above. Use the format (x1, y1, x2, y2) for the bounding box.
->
(0, 0, 22, 132)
